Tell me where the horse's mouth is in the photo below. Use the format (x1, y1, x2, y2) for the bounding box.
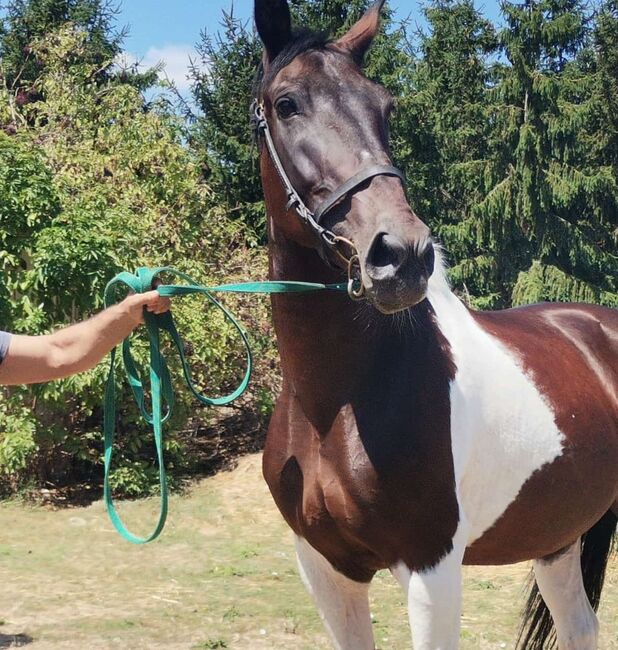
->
(365, 277, 429, 314)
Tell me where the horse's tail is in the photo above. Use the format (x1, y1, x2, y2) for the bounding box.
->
(516, 509, 617, 650)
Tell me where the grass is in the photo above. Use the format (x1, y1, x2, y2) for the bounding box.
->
(0, 453, 616, 649)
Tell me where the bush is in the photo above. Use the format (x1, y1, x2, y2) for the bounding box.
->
(0, 27, 278, 498)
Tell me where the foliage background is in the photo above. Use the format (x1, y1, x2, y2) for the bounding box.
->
(0, 0, 616, 497)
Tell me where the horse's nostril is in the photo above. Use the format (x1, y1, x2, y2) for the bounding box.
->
(367, 233, 407, 270)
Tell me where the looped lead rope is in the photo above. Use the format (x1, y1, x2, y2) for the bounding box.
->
(103, 267, 346, 544)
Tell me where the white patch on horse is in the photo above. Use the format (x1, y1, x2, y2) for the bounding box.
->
(295, 536, 375, 650)
(534, 540, 599, 649)
(391, 523, 468, 650)
(426, 252, 566, 543)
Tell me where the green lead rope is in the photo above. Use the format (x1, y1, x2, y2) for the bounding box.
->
(103, 266, 346, 544)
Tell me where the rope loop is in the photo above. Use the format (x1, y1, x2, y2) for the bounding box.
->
(103, 267, 347, 544)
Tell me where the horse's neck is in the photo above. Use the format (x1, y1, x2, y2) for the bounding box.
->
(262, 156, 368, 411)
(268, 235, 371, 407)
(262, 155, 457, 429)
(268, 232, 454, 433)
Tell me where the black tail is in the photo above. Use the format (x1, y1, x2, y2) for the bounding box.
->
(516, 509, 617, 650)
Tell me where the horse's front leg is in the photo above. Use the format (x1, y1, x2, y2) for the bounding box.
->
(391, 528, 467, 650)
(295, 536, 376, 650)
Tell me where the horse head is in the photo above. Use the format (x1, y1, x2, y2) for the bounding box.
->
(254, 0, 434, 314)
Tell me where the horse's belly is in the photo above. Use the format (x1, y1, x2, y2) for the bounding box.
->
(463, 414, 618, 564)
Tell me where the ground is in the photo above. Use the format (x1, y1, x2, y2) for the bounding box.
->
(0, 454, 616, 650)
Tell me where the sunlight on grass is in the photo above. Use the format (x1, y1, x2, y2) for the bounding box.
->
(0, 454, 615, 649)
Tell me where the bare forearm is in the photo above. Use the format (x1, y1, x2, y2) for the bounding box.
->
(0, 291, 170, 385)
(47, 300, 140, 377)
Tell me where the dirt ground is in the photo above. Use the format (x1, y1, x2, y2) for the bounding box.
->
(0, 453, 616, 649)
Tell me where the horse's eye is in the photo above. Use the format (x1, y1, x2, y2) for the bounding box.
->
(275, 98, 298, 119)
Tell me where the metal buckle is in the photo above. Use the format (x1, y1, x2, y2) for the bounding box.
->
(251, 100, 266, 133)
(347, 255, 365, 300)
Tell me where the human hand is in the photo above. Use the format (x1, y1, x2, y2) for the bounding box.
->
(122, 290, 172, 326)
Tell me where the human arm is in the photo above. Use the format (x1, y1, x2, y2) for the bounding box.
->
(0, 291, 171, 386)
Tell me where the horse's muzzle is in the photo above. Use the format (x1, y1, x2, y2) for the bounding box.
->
(362, 231, 435, 313)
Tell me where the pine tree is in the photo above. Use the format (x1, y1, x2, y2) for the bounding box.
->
(0, 0, 157, 117)
(594, 0, 618, 173)
(402, 0, 498, 299)
(0, 0, 122, 95)
(190, 10, 264, 236)
(467, 0, 617, 307)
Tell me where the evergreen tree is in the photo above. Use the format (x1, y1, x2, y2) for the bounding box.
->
(0, 0, 155, 113)
(594, 0, 618, 172)
(402, 0, 498, 299)
(190, 10, 264, 236)
(0, 0, 120, 93)
(461, 0, 617, 307)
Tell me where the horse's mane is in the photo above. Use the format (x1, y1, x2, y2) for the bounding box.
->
(253, 29, 331, 99)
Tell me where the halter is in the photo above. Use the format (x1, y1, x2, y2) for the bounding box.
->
(252, 100, 405, 299)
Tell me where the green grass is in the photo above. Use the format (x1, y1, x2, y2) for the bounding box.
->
(0, 454, 616, 649)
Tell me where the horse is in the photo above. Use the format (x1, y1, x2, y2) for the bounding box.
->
(251, 1, 618, 648)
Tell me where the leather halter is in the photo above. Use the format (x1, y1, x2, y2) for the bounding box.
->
(252, 100, 405, 295)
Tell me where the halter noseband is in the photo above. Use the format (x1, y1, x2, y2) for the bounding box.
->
(252, 100, 405, 299)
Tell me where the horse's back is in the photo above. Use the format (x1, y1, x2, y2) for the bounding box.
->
(463, 301, 618, 564)
(474, 301, 617, 410)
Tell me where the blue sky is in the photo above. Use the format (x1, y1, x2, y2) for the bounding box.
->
(118, 0, 503, 92)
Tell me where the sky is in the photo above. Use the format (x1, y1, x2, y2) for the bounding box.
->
(118, 0, 504, 93)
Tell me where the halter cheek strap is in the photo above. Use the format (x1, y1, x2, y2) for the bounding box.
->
(252, 100, 405, 267)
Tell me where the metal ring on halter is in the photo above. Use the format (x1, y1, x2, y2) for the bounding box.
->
(347, 255, 365, 300)
(327, 234, 357, 265)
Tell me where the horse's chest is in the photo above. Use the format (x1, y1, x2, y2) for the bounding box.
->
(263, 396, 460, 580)
(263, 437, 384, 580)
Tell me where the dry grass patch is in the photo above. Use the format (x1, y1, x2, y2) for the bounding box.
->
(0, 454, 615, 649)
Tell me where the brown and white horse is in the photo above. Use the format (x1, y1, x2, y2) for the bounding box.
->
(252, 1, 618, 648)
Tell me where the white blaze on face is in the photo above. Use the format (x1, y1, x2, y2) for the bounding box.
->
(426, 253, 566, 544)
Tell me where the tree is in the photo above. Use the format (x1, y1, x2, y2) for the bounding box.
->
(593, 0, 618, 172)
(1, 0, 120, 92)
(459, 0, 617, 307)
(190, 10, 264, 236)
(400, 0, 498, 300)
(0, 26, 277, 496)
(0, 131, 60, 328)
(0, 0, 155, 115)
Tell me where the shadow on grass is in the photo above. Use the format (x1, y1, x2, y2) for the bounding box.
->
(0, 633, 33, 648)
(23, 406, 268, 509)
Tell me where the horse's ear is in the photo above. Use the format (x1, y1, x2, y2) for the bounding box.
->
(254, 0, 292, 62)
(334, 0, 386, 64)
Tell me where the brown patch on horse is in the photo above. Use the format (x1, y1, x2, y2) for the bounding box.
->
(464, 303, 618, 564)
(263, 294, 460, 581)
